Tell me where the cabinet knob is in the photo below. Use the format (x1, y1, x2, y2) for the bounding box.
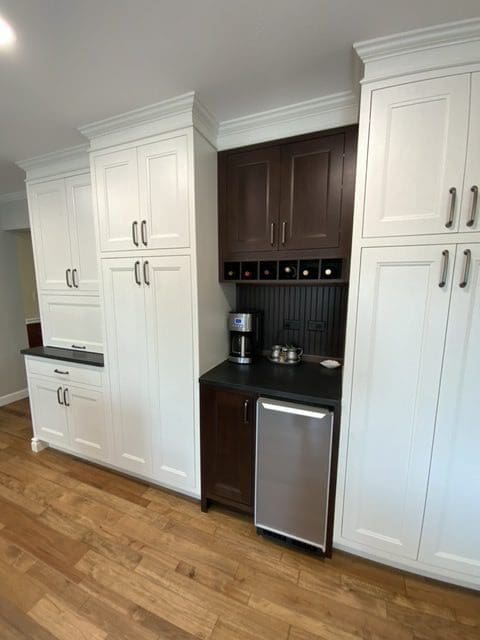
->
(302, 269, 309, 277)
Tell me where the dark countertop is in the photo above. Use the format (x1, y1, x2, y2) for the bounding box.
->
(21, 346, 104, 368)
(200, 358, 342, 407)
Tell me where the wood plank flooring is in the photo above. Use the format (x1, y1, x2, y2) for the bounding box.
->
(0, 399, 478, 639)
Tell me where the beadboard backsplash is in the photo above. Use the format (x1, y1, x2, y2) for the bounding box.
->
(236, 284, 348, 358)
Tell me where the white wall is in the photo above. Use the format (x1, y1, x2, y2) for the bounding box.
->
(0, 193, 30, 404)
(0, 194, 30, 231)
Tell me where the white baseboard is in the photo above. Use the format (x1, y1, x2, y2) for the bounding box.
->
(0, 388, 29, 407)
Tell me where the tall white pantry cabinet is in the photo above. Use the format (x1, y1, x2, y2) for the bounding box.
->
(21, 94, 233, 499)
(335, 23, 480, 589)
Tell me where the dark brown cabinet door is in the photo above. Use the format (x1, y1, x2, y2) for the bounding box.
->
(279, 134, 345, 250)
(201, 385, 256, 511)
(225, 147, 280, 253)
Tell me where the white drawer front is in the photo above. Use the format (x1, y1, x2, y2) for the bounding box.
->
(26, 357, 103, 387)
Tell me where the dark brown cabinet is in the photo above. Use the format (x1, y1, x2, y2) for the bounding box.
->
(200, 385, 256, 513)
(218, 125, 357, 269)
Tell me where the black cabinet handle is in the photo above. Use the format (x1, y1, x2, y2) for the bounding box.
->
(54, 369, 69, 375)
(66, 269, 72, 288)
(141, 220, 148, 246)
(132, 221, 139, 246)
(460, 249, 472, 288)
(134, 261, 141, 286)
(445, 188, 456, 228)
(439, 250, 449, 288)
(143, 260, 150, 286)
(57, 386, 63, 405)
(71, 344, 86, 350)
(63, 388, 70, 407)
(467, 186, 478, 227)
(72, 268, 79, 288)
(243, 399, 250, 424)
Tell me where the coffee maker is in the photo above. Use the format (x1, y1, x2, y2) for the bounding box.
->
(228, 312, 260, 364)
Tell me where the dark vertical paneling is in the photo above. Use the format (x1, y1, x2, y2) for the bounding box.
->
(236, 284, 348, 357)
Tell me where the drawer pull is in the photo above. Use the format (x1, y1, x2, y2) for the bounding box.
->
(71, 344, 86, 350)
(243, 399, 250, 424)
(54, 369, 69, 375)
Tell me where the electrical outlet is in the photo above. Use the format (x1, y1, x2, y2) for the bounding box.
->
(283, 319, 301, 330)
(308, 320, 326, 332)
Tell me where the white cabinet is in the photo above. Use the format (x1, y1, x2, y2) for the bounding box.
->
(342, 245, 454, 559)
(363, 75, 470, 238)
(40, 294, 103, 353)
(146, 256, 195, 488)
(101, 258, 153, 476)
(29, 174, 98, 293)
(93, 148, 140, 252)
(93, 133, 191, 253)
(28, 178, 72, 290)
(29, 376, 70, 448)
(138, 136, 190, 249)
(419, 244, 480, 577)
(26, 357, 109, 462)
(461, 73, 480, 232)
(102, 254, 196, 489)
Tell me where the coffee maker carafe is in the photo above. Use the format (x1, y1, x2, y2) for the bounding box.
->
(228, 312, 260, 364)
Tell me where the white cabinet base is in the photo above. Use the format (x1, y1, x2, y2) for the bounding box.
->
(31, 437, 49, 453)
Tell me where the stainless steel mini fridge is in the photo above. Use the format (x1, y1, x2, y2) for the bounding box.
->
(255, 397, 334, 551)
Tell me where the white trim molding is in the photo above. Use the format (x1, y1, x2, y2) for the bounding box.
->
(0, 191, 27, 204)
(354, 18, 480, 82)
(79, 92, 218, 151)
(217, 91, 359, 150)
(0, 388, 28, 408)
(16, 144, 90, 182)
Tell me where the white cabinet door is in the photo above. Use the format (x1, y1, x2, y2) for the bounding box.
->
(40, 294, 103, 353)
(363, 75, 470, 237)
(145, 255, 196, 490)
(28, 179, 72, 291)
(29, 376, 69, 448)
(94, 149, 140, 253)
(342, 245, 455, 559)
(138, 135, 190, 250)
(66, 174, 98, 291)
(419, 244, 480, 578)
(102, 258, 152, 475)
(68, 385, 109, 462)
(461, 73, 480, 232)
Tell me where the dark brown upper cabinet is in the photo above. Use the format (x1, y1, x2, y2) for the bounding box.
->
(218, 125, 357, 263)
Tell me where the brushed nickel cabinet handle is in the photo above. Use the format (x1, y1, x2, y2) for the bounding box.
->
(243, 399, 250, 424)
(57, 386, 64, 405)
(459, 249, 472, 288)
(141, 220, 148, 246)
(467, 186, 478, 227)
(66, 269, 72, 288)
(270, 222, 275, 246)
(143, 260, 150, 286)
(132, 221, 139, 246)
(134, 261, 141, 286)
(439, 250, 450, 288)
(72, 268, 79, 288)
(54, 368, 69, 375)
(281, 221, 286, 245)
(63, 388, 70, 407)
(445, 188, 456, 228)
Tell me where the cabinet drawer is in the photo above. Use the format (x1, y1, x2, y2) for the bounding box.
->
(26, 357, 103, 388)
(40, 294, 103, 353)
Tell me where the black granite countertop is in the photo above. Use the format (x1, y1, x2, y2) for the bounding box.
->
(21, 346, 104, 368)
(200, 358, 342, 407)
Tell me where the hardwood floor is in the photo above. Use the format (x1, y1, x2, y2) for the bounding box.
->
(0, 399, 478, 639)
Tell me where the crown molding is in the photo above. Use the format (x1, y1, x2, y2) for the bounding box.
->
(354, 18, 480, 82)
(16, 144, 90, 182)
(79, 92, 218, 151)
(0, 190, 27, 204)
(216, 91, 359, 150)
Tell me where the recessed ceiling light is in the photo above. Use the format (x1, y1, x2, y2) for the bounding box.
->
(0, 15, 16, 47)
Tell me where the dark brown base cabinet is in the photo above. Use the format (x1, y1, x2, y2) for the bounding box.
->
(200, 385, 256, 514)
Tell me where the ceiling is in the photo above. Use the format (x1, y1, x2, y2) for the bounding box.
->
(0, 0, 478, 195)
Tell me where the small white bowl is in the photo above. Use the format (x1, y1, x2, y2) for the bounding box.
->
(320, 359, 342, 369)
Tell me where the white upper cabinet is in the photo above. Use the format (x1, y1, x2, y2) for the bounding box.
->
(342, 245, 455, 559)
(419, 243, 480, 579)
(29, 173, 98, 293)
(101, 258, 152, 476)
(94, 135, 191, 253)
(94, 148, 140, 252)
(66, 174, 98, 291)
(138, 135, 190, 250)
(461, 73, 480, 232)
(29, 178, 72, 291)
(145, 255, 195, 490)
(363, 75, 470, 237)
